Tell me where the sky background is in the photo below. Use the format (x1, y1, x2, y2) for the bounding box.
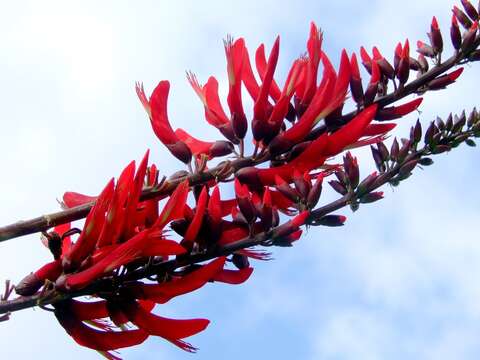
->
(0, 0, 479, 359)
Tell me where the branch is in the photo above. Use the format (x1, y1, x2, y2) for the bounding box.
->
(2, 119, 477, 315)
(0, 41, 475, 244)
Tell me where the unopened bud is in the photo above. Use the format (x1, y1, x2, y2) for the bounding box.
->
(359, 191, 384, 204)
(210, 141, 234, 158)
(15, 273, 42, 296)
(453, 5, 473, 29)
(232, 112, 248, 139)
(166, 141, 192, 164)
(306, 177, 323, 209)
(399, 159, 418, 177)
(308, 214, 346, 227)
(232, 254, 250, 269)
(419, 157, 434, 166)
(329, 180, 348, 195)
(461, 0, 478, 21)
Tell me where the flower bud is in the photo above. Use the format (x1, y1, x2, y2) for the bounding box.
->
(306, 176, 323, 209)
(232, 112, 248, 140)
(359, 191, 384, 204)
(329, 180, 348, 195)
(236, 167, 261, 186)
(451, 15, 462, 50)
(209, 141, 234, 158)
(461, 0, 478, 21)
(232, 254, 250, 269)
(453, 5, 473, 29)
(399, 159, 418, 177)
(430, 17, 444, 54)
(166, 141, 192, 164)
(308, 214, 346, 227)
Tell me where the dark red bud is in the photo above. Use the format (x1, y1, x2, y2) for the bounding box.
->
(268, 135, 295, 156)
(398, 140, 412, 162)
(210, 141, 234, 158)
(166, 141, 192, 164)
(453, 5, 473, 29)
(170, 218, 190, 236)
(397, 57, 410, 84)
(293, 171, 310, 199)
(232, 254, 250, 269)
(359, 191, 384, 204)
(451, 15, 463, 50)
(356, 172, 378, 196)
(306, 177, 323, 209)
(286, 141, 312, 162)
(416, 41, 436, 58)
(389, 138, 399, 162)
(461, 21, 478, 52)
(430, 17, 444, 53)
(418, 157, 434, 166)
(308, 214, 346, 227)
(232, 112, 248, 139)
(329, 180, 348, 195)
(417, 54, 429, 72)
(461, 0, 479, 21)
(344, 152, 359, 188)
(377, 142, 390, 162)
(432, 144, 451, 154)
(219, 123, 240, 144)
(452, 111, 467, 132)
(427, 68, 463, 91)
(377, 58, 395, 79)
(236, 167, 261, 186)
(275, 176, 301, 203)
(467, 108, 478, 127)
(399, 159, 418, 177)
(364, 82, 378, 104)
(409, 57, 421, 71)
(370, 145, 385, 172)
(424, 122, 435, 145)
(15, 273, 42, 296)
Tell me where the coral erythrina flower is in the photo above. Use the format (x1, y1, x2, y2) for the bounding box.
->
(10, 1, 480, 358)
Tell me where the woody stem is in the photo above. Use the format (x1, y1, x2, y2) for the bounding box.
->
(0, 39, 478, 244)
(2, 126, 477, 315)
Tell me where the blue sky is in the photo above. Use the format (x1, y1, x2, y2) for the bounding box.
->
(0, 0, 479, 359)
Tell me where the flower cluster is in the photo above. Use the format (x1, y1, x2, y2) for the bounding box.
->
(8, 1, 480, 358)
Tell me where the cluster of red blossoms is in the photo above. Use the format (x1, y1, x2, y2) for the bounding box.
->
(12, 1, 480, 358)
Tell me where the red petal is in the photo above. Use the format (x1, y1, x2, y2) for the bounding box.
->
(64, 179, 115, 269)
(135, 81, 151, 118)
(97, 161, 136, 247)
(70, 300, 108, 320)
(149, 81, 180, 145)
(254, 36, 280, 121)
(225, 37, 246, 116)
(123, 150, 150, 238)
(129, 257, 226, 303)
(184, 187, 208, 242)
(175, 129, 213, 156)
(154, 180, 190, 229)
(242, 47, 260, 100)
(63, 192, 97, 208)
(64, 230, 153, 291)
(324, 105, 378, 155)
(213, 267, 253, 284)
(142, 239, 186, 257)
(207, 186, 222, 226)
(255, 43, 282, 101)
(362, 123, 397, 137)
(121, 299, 210, 340)
(55, 304, 148, 351)
(204, 76, 230, 126)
